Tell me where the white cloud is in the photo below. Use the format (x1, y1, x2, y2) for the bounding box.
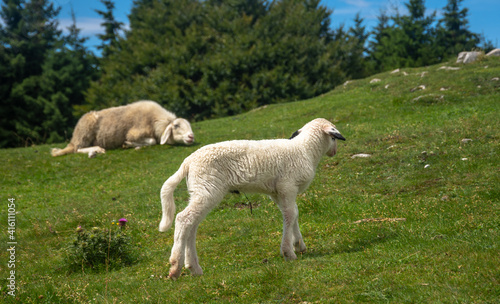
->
(342, 0, 372, 9)
(58, 17, 103, 35)
(58, 17, 130, 38)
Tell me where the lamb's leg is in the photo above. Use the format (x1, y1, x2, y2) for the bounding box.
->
(168, 209, 190, 279)
(272, 193, 300, 260)
(169, 191, 222, 279)
(184, 225, 203, 276)
(291, 204, 307, 253)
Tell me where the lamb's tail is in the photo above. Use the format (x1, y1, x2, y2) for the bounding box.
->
(158, 161, 189, 232)
(51, 143, 76, 157)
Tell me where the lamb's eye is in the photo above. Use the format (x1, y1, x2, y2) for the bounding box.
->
(174, 124, 180, 129)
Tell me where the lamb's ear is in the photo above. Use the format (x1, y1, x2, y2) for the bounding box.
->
(289, 130, 301, 139)
(323, 125, 346, 141)
(160, 123, 173, 145)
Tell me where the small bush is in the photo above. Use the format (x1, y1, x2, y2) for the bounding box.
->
(65, 222, 137, 273)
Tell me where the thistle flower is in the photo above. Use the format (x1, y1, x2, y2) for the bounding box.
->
(76, 225, 83, 233)
(118, 218, 128, 227)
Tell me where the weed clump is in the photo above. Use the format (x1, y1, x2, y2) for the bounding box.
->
(65, 221, 137, 273)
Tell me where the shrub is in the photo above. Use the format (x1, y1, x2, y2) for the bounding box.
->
(65, 221, 137, 273)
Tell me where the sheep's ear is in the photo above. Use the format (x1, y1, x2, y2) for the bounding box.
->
(289, 130, 301, 139)
(160, 124, 173, 145)
(323, 125, 346, 141)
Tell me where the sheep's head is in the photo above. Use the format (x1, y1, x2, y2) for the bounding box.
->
(291, 118, 345, 157)
(322, 122, 345, 157)
(160, 118, 195, 145)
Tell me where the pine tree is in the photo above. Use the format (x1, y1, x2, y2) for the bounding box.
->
(86, 0, 345, 120)
(395, 0, 438, 67)
(436, 0, 479, 59)
(0, 0, 98, 147)
(346, 13, 370, 79)
(0, 0, 62, 146)
(368, 10, 394, 72)
(95, 0, 123, 57)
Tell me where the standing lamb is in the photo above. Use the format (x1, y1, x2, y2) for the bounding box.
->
(51, 101, 194, 157)
(158, 118, 345, 279)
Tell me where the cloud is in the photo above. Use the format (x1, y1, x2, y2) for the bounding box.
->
(58, 17, 130, 37)
(58, 17, 103, 35)
(342, 0, 372, 9)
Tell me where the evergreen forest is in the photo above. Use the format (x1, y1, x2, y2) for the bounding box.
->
(0, 0, 494, 148)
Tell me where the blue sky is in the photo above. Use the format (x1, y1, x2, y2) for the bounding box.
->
(55, 0, 499, 54)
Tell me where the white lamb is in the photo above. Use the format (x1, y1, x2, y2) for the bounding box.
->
(158, 118, 345, 279)
(51, 101, 194, 157)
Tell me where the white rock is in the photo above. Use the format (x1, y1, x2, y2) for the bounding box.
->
(351, 153, 371, 159)
(486, 48, 500, 57)
(438, 66, 460, 71)
(456, 51, 482, 64)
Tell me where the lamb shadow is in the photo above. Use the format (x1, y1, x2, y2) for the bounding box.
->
(304, 228, 398, 259)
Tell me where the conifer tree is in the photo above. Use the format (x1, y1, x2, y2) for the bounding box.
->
(86, 0, 345, 120)
(95, 0, 123, 57)
(346, 13, 370, 79)
(0, 0, 98, 147)
(436, 0, 479, 58)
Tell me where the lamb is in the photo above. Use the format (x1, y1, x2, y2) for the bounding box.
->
(158, 118, 345, 279)
(51, 101, 194, 157)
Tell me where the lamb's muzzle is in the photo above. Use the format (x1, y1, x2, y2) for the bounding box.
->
(159, 118, 345, 279)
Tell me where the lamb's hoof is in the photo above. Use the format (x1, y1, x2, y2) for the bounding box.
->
(168, 267, 182, 280)
(187, 264, 203, 276)
(158, 221, 170, 232)
(282, 250, 298, 261)
(294, 241, 307, 253)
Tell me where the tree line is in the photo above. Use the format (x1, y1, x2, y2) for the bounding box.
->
(0, 0, 493, 148)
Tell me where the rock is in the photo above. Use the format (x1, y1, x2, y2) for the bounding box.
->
(370, 78, 381, 83)
(391, 68, 400, 74)
(438, 66, 460, 71)
(456, 51, 482, 64)
(461, 138, 473, 143)
(410, 85, 426, 92)
(351, 153, 371, 159)
(424, 164, 430, 169)
(486, 48, 500, 57)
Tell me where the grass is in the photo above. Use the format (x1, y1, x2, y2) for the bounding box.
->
(1, 56, 499, 303)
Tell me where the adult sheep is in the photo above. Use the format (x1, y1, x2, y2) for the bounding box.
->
(158, 118, 345, 279)
(51, 101, 194, 157)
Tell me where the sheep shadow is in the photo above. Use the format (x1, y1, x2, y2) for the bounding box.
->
(304, 227, 398, 259)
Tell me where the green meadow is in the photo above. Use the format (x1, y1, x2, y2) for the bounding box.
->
(1, 57, 499, 303)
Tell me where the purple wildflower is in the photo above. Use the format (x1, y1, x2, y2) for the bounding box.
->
(118, 218, 128, 227)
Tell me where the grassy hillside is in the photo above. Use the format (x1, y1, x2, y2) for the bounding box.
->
(1, 56, 499, 303)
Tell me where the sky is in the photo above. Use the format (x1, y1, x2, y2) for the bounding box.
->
(54, 0, 499, 55)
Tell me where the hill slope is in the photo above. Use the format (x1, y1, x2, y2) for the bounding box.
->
(1, 57, 499, 303)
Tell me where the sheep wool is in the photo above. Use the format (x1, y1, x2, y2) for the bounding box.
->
(51, 101, 194, 157)
(159, 118, 345, 279)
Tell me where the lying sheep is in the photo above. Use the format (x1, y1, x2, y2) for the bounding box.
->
(158, 118, 345, 279)
(51, 101, 194, 157)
